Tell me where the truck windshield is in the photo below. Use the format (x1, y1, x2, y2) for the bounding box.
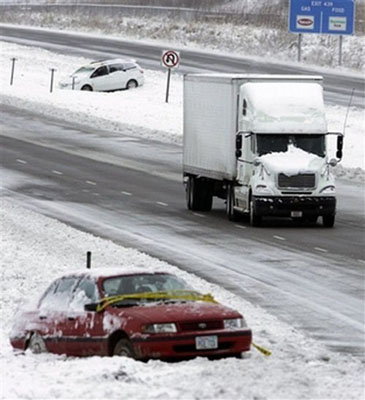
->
(256, 134, 325, 157)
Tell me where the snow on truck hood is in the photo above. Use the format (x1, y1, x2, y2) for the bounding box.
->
(259, 145, 325, 176)
(242, 82, 328, 134)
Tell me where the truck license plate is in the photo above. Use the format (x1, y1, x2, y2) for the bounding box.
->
(195, 335, 218, 350)
(291, 211, 303, 217)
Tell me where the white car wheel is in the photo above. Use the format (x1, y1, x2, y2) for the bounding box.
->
(126, 80, 138, 89)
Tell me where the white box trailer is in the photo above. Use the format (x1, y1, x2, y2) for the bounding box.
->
(183, 74, 343, 227)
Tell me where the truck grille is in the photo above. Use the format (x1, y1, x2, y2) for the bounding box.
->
(179, 320, 223, 332)
(278, 173, 315, 188)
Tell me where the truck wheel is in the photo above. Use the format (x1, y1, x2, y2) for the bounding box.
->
(322, 215, 335, 227)
(186, 177, 193, 210)
(187, 177, 212, 212)
(249, 199, 262, 227)
(226, 185, 239, 221)
(201, 181, 213, 212)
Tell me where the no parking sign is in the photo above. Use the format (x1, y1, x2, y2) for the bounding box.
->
(161, 50, 180, 69)
(161, 50, 180, 103)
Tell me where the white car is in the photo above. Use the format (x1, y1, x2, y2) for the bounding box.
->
(59, 58, 144, 91)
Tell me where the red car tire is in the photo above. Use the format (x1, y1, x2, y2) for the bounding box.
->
(113, 338, 135, 358)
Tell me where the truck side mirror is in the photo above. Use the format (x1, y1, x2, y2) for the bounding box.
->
(336, 136, 343, 160)
(236, 135, 242, 158)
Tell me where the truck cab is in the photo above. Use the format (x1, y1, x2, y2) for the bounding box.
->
(183, 74, 343, 227)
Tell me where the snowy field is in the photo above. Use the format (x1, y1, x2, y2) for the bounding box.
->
(0, 41, 364, 182)
(0, 198, 364, 400)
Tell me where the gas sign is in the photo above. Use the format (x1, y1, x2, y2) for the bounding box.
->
(289, 0, 355, 35)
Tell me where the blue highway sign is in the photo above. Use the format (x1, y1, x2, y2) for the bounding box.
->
(289, 0, 355, 35)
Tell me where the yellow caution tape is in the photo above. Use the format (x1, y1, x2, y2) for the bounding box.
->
(97, 290, 218, 312)
(252, 342, 272, 356)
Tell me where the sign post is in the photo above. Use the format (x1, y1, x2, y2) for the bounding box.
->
(289, 0, 355, 65)
(161, 50, 180, 103)
(49, 68, 57, 93)
(10, 57, 17, 85)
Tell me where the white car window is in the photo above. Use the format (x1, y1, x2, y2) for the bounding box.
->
(124, 62, 137, 71)
(90, 66, 109, 78)
(69, 278, 100, 311)
(109, 64, 124, 74)
(40, 277, 78, 311)
(73, 66, 94, 75)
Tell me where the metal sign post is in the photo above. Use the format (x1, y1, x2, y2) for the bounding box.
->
(298, 33, 302, 62)
(339, 35, 343, 66)
(289, 0, 355, 65)
(161, 50, 180, 103)
(49, 68, 57, 93)
(10, 57, 17, 85)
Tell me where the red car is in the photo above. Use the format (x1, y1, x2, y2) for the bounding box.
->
(10, 271, 252, 360)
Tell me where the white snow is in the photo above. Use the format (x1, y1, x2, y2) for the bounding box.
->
(1, 198, 364, 400)
(242, 81, 327, 134)
(0, 41, 364, 181)
(260, 145, 325, 177)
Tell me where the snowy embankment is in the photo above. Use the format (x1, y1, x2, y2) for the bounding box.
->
(0, 41, 364, 181)
(0, 198, 364, 400)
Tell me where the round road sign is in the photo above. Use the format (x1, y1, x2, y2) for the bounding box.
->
(161, 50, 180, 69)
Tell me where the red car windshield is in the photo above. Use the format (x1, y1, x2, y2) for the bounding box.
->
(102, 274, 191, 298)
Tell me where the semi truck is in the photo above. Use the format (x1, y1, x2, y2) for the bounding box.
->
(183, 74, 343, 227)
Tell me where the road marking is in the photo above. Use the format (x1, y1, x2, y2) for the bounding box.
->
(235, 225, 246, 229)
(314, 247, 328, 253)
(16, 159, 27, 164)
(85, 180, 97, 186)
(121, 191, 132, 196)
(93, 193, 100, 196)
(82, 189, 90, 193)
(52, 170, 63, 175)
(193, 213, 206, 218)
(273, 235, 286, 241)
(156, 201, 168, 207)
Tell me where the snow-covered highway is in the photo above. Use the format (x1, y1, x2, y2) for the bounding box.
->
(0, 34, 364, 400)
(1, 104, 364, 362)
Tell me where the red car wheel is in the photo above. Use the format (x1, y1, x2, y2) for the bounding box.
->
(113, 338, 135, 358)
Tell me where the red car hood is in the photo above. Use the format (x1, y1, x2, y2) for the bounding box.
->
(116, 301, 242, 323)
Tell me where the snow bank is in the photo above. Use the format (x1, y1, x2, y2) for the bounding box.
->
(0, 41, 363, 181)
(0, 198, 364, 400)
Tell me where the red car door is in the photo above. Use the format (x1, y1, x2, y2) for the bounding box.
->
(35, 278, 73, 355)
(61, 277, 106, 356)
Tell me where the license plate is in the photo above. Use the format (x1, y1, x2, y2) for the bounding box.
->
(291, 211, 303, 217)
(195, 335, 218, 350)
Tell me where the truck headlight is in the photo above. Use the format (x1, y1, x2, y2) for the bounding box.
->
(320, 185, 335, 194)
(224, 318, 245, 329)
(142, 323, 177, 333)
